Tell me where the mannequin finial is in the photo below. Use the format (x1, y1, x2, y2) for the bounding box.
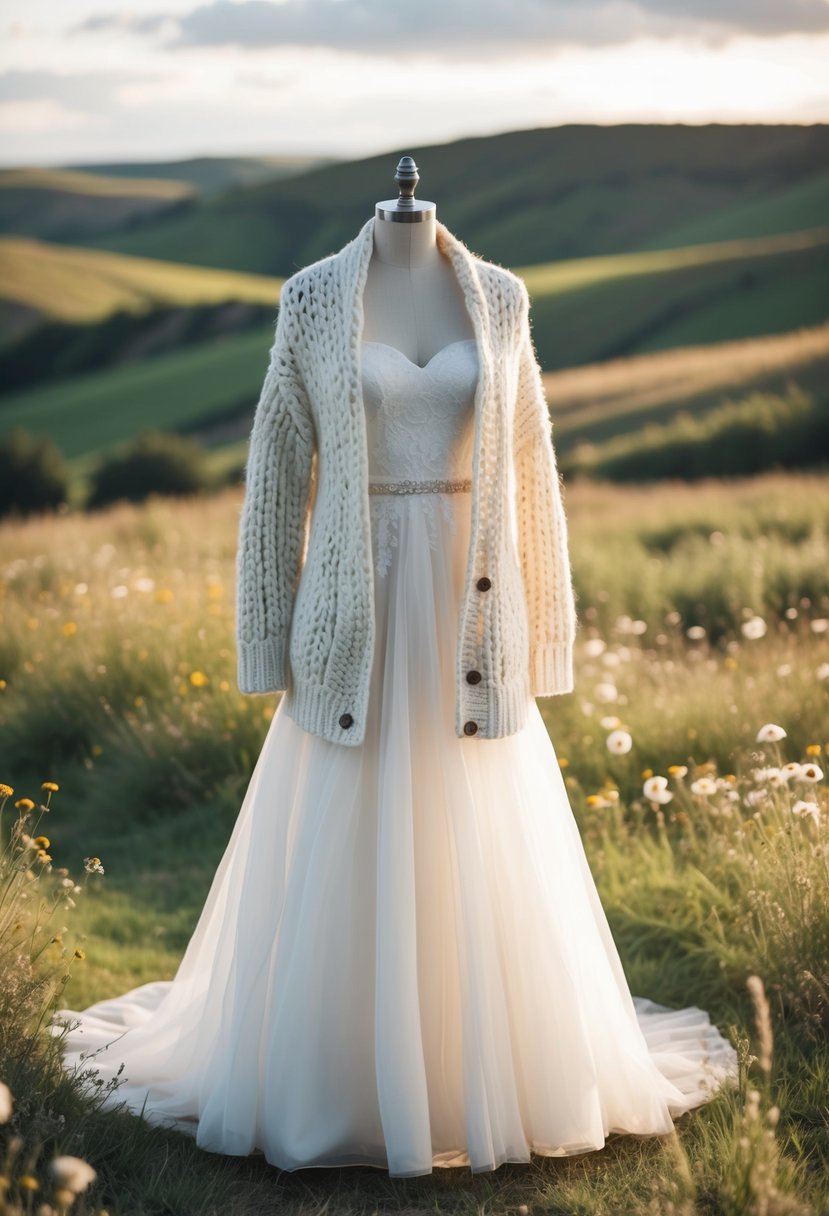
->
(394, 157, 419, 209)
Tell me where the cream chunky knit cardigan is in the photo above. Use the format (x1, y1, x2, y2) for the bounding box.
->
(236, 215, 578, 747)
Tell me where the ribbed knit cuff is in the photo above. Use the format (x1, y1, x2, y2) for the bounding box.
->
(237, 636, 288, 695)
(530, 641, 574, 696)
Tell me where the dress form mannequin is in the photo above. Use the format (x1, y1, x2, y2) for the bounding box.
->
(361, 157, 475, 366)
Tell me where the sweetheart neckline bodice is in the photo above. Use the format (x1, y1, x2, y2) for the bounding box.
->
(361, 337, 477, 372)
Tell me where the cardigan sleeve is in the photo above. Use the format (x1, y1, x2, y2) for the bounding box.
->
(513, 281, 578, 696)
(235, 282, 315, 694)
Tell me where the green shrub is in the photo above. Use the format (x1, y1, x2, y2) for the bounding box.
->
(86, 430, 212, 509)
(0, 427, 69, 519)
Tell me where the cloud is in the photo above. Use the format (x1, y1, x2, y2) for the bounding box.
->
(69, 0, 829, 57)
(0, 69, 160, 110)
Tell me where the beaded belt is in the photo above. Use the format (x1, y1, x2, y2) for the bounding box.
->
(368, 477, 472, 495)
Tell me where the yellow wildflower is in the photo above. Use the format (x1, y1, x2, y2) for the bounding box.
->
(806, 743, 822, 756)
(19, 1174, 40, 1191)
(190, 670, 209, 688)
(15, 797, 35, 811)
(154, 588, 174, 603)
(41, 781, 59, 792)
(558, 757, 569, 768)
(74, 948, 86, 960)
(62, 621, 77, 636)
(641, 768, 653, 779)
(33, 835, 50, 848)
(0, 678, 6, 689)
(0, 783, 14, 798)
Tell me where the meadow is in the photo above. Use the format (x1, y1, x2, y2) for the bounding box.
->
(0, 469, 827, 1214)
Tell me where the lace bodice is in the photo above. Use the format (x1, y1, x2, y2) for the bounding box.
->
(362, 339, 478, 482)
(361, 338, 479, 576)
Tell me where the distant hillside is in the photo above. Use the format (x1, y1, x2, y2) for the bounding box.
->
(0, 235, 282, 350)
(0, 155, 340, 244)
(60, 123, 829, 277)
(65, 154, 341, 196)
(0, 167, 195, 245)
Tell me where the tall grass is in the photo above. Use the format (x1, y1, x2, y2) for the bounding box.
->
(0, 470, 827, 1213)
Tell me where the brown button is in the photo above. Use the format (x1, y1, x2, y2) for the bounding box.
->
(476, 576, 491, 591)
(463, 720, 478, 736)
(466, 670, 482, 684)
(339, 712, 354, 729)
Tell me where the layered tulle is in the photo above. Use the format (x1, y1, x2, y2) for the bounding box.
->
(50, 488, 738, 1176)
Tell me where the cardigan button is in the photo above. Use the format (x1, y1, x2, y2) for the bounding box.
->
(476, 576, 491, 591)
(463, 720, 479, 736)
(339, 712, 354, 729)
(466, 670, 482, 684)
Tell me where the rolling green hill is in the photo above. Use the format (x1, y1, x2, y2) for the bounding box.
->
(61, 123, 829, 276)
(0, 156, 342, 246)
(0, 167, 196, 244)
(0, 235, 282, 325)
(65, 153, 341, 197)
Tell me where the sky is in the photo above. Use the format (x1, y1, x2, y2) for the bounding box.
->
(1, 0, 828, 167)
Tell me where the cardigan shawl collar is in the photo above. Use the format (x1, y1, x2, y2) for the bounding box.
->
(235, 213, 577, 746)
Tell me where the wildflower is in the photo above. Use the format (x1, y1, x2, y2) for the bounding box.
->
(134, 576, 155, 592)
(595, 682, 618, 703)
(49, 1155, 97, 1194)
(584, 638, 606, 657)
(756, 723, 786, 743)
(110, 584, 129, 598)
(62, 621, 77, 636)
(0, 1080, 12, 1122)
(606, 729, 633, 755)
(810, 618, 828, 634)
(667, 764, 688, 778)
(778, 763, 801, 783)
(0, 783, 13, 798)
(33, 835, 50, 848)
(189, 670, 209, 688)
(798, 763, 823, 783)
(818, 662, 829, 681)
(14, 797, 35, 811)
(599, 715, 621, 729)
(690, 776, 718, 796)
(19, 1174, 40, 1191)
(643, 775, 673, 804)
(792, 800, 820, 823)
(84, 857, 105, 874)
(741, 615, 767, 640)
(74, 948, 86, 960)
(558, 757, 569, 769)
(586, 793, 613, 808)
(746, 788, 769, 807)
(686, 625, 706, 640)
(41, 780, 59, 792)
(806, 743, 822, 756)
(154, 587, 174, 603)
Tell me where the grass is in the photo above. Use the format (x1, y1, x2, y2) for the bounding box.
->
(0, 470, 827, 1214)
(0, 235, 283, 327)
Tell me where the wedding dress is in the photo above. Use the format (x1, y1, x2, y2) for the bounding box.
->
(50, 336, 739, 1177)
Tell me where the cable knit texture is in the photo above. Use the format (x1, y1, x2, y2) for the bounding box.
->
(236, 215, 578, 747)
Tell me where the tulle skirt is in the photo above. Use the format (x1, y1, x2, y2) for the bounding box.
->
(50, 488, 739, 1177)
